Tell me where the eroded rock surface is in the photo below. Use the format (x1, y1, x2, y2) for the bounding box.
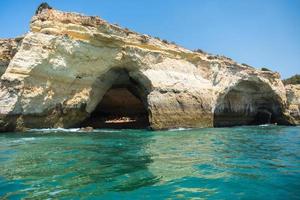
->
(0, 38, 22, 76)
(286, 84, 300, 124)
(0, 7, 297, 131)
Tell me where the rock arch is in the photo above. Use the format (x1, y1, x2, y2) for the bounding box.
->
(0, 7, 298, 132)
(79, 68, 152, 129)
(214, 80, 288, 127)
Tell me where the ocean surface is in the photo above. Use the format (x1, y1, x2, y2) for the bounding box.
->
(0, 126, 299, 199)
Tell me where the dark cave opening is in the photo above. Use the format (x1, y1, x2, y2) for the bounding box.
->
(253, 109, 272, 125)
(80, 69, 150, 129)
(213, 80, 285, 127)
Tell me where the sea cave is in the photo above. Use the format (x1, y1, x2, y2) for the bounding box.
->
(80, 68, 150, 129)
(213, 80, 286, 127)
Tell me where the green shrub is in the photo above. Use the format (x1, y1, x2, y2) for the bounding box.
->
(140, 35, 149, 43)
(124, 28, 133, 36)
(283, 74, 300, 85)
(162, 39, 169, 44)
(193, 49, 204, 54)
(207, 55, 217, 60)
(35, 2, 52, 15)
(261, 67, 271, 71)
(241, 63, 250, 67)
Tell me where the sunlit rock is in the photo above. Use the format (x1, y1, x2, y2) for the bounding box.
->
(0, 7, 297, 132)
(285, 84, 300, 124)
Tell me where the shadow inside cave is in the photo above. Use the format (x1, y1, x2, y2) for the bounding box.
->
(80, 69, 150, 129)
(213, 80, 288, 127)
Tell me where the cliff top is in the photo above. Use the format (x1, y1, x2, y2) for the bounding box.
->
(283, 75, 300, 85)
(28, 3, 280, 78)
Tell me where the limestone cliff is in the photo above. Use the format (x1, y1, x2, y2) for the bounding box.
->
(0, 6, 297, 131)
(285, 84, 300, 124)
(0, 38, 22, 76)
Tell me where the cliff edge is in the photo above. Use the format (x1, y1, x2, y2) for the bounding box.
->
(0, 6, 297, 131)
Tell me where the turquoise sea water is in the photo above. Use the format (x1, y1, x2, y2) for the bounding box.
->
(0, 126, 300, 199)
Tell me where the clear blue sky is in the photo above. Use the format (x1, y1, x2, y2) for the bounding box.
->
(0, 0, 299, 78)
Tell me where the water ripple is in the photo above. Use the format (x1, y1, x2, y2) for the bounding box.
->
(0, 126, 299, 199)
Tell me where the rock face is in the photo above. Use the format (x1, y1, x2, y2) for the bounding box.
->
(285, 84, 300, 124)
(0, 7, 298, 132)
(0, 38, 22, 76)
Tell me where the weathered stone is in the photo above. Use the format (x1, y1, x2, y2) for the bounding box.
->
(0, 8, 298, 132)
(0, 37, 22, 76)
(285, 84, 300, 124)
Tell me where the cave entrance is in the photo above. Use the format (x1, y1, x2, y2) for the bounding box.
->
(81, 69, 150, 129)
(213, 80, 285, 127)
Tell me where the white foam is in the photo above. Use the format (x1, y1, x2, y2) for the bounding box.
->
(21, 137, 37, 141)
(97, 129, 122, 133)
(259, 124, 270, 127)
(168, 127, 193, 131)
(29, 128, 124, 133)
(29, 128, 81, 133)
(10, 137, 38, 144)
(259, 124, 277, 127)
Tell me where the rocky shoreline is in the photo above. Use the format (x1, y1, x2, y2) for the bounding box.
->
(0, 5, 299, 132)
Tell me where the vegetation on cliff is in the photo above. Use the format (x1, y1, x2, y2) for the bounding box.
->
(35, 2, 52, 15)
(261, 67, 271, 71)
(283, 74, 300, 85)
